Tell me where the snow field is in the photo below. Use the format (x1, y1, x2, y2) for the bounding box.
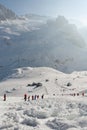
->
(0, 67, 87, 129)
(0, 96, 87, 130)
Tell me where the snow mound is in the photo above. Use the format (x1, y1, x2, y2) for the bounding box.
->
(46, 118, 75, 130)
(24, 108, 50, 119)
(21, 117, 39, 127)
(0, 96, 87, 130)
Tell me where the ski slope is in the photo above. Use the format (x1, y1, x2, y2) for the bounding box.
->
(0, 67, 87, 130)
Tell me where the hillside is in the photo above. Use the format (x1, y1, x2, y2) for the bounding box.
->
(0, 67, 87, 130)
(0, 67, 87, 96)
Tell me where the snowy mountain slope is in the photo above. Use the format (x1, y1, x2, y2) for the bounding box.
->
(0, 15, 87, 80)
(0, 4, 87, 130)
(0, 67, 87, 96)
(0, 67, 87, 130)
(0, 67, 66, 96)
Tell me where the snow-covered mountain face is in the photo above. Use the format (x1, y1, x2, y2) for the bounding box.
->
(0, 4, 17, 21)
(0, 6, 87, 80)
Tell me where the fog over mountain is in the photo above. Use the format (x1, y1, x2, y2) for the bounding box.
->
(0, 4, 87, 80)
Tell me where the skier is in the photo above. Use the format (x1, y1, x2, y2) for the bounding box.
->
(37, 95, 39, 99)
(41, 94, 44, 99)
(32, 95, 34, 100)
(77, 93, 79, 96)
(82, 92, 84, 96)
(28, 95, 30, 101)
(3, 94, 6, 101)
(35, 95, 37, 100)
(24, 94, 27, 101)
(73, 93, 76, 96)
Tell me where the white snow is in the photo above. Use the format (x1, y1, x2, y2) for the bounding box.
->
(0, 67, 87, 130)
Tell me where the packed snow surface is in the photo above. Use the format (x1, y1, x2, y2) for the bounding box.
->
(0, 67, 87, 130)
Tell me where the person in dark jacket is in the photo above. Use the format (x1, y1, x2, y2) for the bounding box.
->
(24, 94, 27, 101)
(3, 94, 6, 101)
(41, 94, 44, 99)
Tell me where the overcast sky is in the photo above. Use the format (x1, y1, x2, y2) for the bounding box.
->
(0, 0, 87, 21)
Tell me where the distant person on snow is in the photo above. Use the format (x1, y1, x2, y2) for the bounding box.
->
(41, 94, 44, 99)
(24, 94, 27, 101)
(3, 94, 6, 101)
(37, 95, 39, 99)
(32, 95, 34, 100)
(28, 95, 30, 101)
(82, 92, 84, 96)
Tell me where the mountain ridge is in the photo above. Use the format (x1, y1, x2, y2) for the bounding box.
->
(0, 3, 17, 21)
(0, 4, 86, 79)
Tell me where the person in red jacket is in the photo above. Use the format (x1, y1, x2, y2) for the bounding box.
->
(82, 92, 84, 96)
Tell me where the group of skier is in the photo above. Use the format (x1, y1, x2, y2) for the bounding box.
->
(3, 93, 44, 101)
(3, 92, 84, 102)
(24, 94, 44, 101)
